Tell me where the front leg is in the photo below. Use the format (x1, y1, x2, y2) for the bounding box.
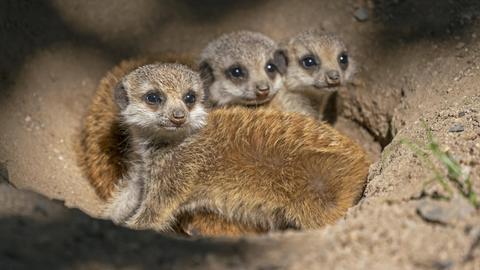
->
(123, 151, 193, 232)
(104, 168, 144, 224)
(124, 188, 183, 232)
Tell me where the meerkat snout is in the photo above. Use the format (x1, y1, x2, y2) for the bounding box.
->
(325, 69, 340, 86)
(114, 63, 207, 142)
(199, 31, 287, 107)
(255, 81, 270, 99)
(170, 109, 187, 126)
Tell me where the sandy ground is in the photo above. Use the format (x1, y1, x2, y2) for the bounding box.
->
(1, 0, 479, 269)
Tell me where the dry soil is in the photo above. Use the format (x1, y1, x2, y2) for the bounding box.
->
(1, 0, 479, 269)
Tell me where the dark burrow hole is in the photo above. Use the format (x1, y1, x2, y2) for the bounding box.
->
(325, 87, 391, 163)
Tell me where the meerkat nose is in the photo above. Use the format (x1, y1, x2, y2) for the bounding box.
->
(170, 110, 186, 126)
(325, 70, 340, 85)
(255, 83, 270, 99)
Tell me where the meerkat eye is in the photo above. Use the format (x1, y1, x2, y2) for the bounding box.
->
(265, 62, 277, 74)
(338, 52, 349, 70)
(228, 66, 244, 78)
(183, 90, 196, 105)
(300, 55, 318, 69)
(144, 91, 162, 105)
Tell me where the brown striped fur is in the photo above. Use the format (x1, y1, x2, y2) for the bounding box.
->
(77, 55, 265, 236)
(110, 105, 369, 231)
(78, 57, 369, 236)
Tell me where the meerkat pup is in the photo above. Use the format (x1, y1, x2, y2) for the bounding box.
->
(269, 31, 355, 120)
(78, 57, 263, 236)
(104, 64, 369, 232)
(105, 63, 208, 223)
(78, 54, 196, 200)
(198, 31, 287, 107)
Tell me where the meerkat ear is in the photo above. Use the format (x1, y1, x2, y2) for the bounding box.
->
(198, 61, 214, 103)
(199, 61, 214, 86)
(114, 81, 129, 111)
(273, 49, 288, 75)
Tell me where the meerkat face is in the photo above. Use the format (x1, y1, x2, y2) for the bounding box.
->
(114, 64, 207, 142)
(199, 31, 287, 107)
(282, 32, 355, 95)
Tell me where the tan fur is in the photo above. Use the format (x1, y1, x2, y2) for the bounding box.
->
(78, 57, 369, 236)
(77, 55, 269, 236)
(181, 212, 266, 237)
(78, 54, 195, 200)
(269, 31, 356, 120)
(102, 61, 370, 231)
(111, 105, 369, 231)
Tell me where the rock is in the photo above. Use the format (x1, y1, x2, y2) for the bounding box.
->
(416, 197, 475, 225)
(455, 42, 466, 50)
(353, 7, 369, 22)
(448, 123, 464, 133)
(432, 260, 454, 270)
(458, 111, 466, 117)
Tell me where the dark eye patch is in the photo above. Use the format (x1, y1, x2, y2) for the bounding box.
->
(225, 64, 248, 81)
(265, 61, 278, 79)
(183, 90, 196, 106)
(300, 54, 319, 70)
(338, 52, 349, 70)
(265, 62, 276, 73)
(144, 90, 163, 105)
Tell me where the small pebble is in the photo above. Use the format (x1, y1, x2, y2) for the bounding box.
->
(353, 7, 369, 22)
(463, 132, 477, 141)
(432, 260, 454, 270)
(456, 42, 466, 49)
(458, 111, 466, 117)
(416, 197, 475, 225)
(448, 123, 465, 133)
(25, 116, 32, 122)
